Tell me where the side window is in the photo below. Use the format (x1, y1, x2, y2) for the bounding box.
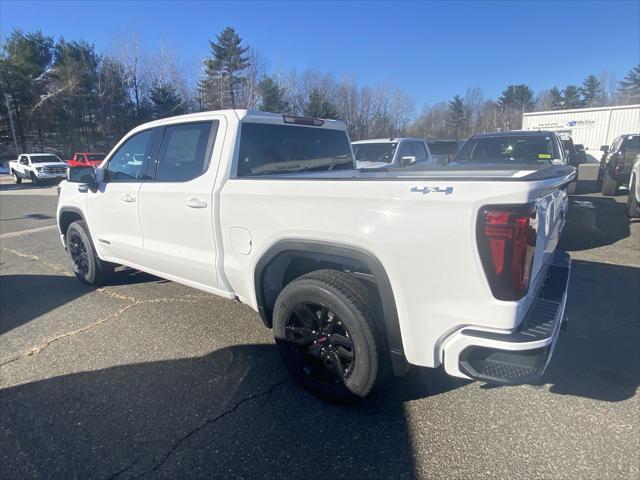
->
(397, 142, 413, 160)
(410, 142, 429, 162)
(623, 136, 640, 151)
(76, 154, 85, 163)
(106, 129, 154, 182)
(19, 155, 27, 164)
(155, 121, 216, 182)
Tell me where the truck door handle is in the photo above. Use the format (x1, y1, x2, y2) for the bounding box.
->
(121, 193, 136, 203)
(186, 197, 207, 208)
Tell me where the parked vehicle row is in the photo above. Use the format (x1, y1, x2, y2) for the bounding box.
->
(58, 109, 574, 402)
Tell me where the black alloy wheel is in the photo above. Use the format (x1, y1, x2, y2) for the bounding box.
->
(68, 232, 89, 276)
(283, 302, 356, 384)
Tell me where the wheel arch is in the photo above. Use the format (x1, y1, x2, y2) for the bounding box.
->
(254, 239, 408, 375)
(58, 207, 85, 240)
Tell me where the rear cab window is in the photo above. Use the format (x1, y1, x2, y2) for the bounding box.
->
(454, 134, 560, 165)
(236, 123, 353, 177)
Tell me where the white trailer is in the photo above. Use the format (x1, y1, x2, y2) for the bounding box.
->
(522, 104, 640, 163)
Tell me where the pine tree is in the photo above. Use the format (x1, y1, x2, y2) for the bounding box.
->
(618, 64, 640, 104)
(149, 82, 186, 119)
(549, 87, 564, 110)
(304, 89, 339, 119)
(258, 76, 289, 113)
(562, 85, 584, 109)
(580, 75, 602, 107)
(447, 94, 466, 138)
(497, 84, 535, 112)
(200, 27, 250, 109)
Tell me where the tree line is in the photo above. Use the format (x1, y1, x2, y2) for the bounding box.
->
(1, 26, 639, 160)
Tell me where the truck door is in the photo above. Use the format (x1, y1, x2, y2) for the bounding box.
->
(138, 117, 224, 289)
(87, 128, 156, 266)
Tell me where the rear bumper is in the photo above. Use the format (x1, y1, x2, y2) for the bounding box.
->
(442, 250, 570, 384)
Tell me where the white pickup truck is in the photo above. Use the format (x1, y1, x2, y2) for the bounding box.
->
(57, 110, 574, 402)
(9, 153, 68, 184)
(352, 138, 434, 169)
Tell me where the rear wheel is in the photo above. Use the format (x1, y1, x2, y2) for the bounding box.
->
(601, 170, 618, 196)
(628, 178, 639, 218)
(66, 220, 115, 285)
(273, 269, 388, 402)
(11, 170, 21, 184)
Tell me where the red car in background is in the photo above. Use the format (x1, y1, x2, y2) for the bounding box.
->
(67, 152, 106, 167)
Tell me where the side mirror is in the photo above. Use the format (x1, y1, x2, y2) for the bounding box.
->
(574, 144, 585, 151)
(68, 166, 98, 192)
(600, 145, 609, 153)
(401, 155, 416, 167)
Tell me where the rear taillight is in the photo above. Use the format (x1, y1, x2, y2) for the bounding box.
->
(477, 205, 537, 301)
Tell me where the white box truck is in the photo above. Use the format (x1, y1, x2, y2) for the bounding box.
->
(522, 104, 640, 163)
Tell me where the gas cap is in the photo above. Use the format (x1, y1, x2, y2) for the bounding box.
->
(230, 227, 252, 255)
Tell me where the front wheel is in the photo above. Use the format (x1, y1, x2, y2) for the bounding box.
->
(601, 170, 618, 196)
(273, 269, 389, 402)
(66, 220, 115, 285)
(30, 172, 39, 185)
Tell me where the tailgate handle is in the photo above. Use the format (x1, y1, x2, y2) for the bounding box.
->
(121, 193, 136, 203)
(186, 197, 207, 209)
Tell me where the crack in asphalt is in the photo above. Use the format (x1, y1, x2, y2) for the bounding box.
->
(0, 302, 141, 367)
(0, 247, 213, 366)
(112, 378, 290, 480)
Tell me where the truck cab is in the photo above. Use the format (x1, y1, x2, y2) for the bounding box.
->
(352, 138, 434, 169)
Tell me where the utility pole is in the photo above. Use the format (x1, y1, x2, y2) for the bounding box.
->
(4, 93, 19, 156)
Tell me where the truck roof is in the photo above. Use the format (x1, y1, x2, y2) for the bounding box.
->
(351, 138, 424, 144)
(471, 130, 557, 138)
(127, 109, 347, 134)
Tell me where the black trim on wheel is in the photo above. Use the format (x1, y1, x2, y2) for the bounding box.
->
(273, 269, 389, 402)
(65, 220, 115, 285)
(283, 301, 356, 385)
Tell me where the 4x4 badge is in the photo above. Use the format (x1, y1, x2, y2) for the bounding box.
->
(411, 186, 454, 195)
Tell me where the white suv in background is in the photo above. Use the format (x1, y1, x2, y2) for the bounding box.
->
(352, 138, 434, 169)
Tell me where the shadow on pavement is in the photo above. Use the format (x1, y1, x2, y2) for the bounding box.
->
(0, 275, 91, 335)
(0, 182, 59, 191)
(560, 195, 630, 251)
(0, 271, 165, 335)
(541, 259, 639, 402)
(0, 344, 423, 479)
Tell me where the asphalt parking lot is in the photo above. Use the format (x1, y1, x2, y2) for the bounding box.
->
(1, 166, 639, 480)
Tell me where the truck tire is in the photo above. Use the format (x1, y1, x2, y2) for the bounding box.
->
(628, 178, 639, 218)
(601, 170, 618, 196)
(66, 220, 115, 285)
(30, 172, 39, 185)
(11, 170, 21, 184)
(273, 269, 389, 402)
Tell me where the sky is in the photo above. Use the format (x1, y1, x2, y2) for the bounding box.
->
(1, 0, 638, 108)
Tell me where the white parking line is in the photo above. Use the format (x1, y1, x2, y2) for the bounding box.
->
(0, 224, 58, 239)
